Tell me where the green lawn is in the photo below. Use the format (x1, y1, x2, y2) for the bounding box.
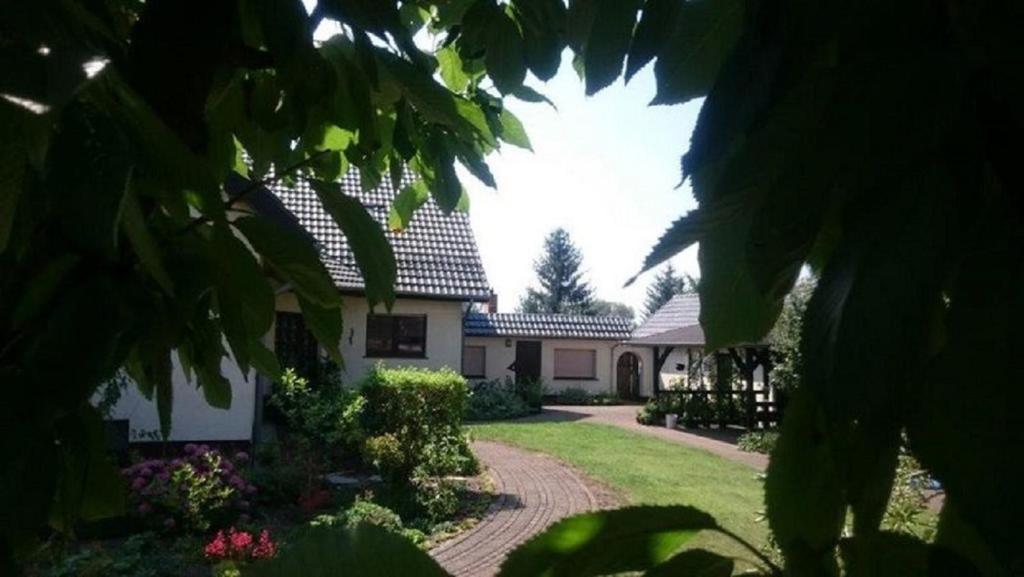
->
(469, 421, 770, 571)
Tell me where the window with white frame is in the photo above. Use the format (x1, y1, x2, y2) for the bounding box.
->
(553, 348, 596, 379)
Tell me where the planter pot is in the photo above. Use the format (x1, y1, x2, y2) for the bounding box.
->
(665, 413, 679, 429)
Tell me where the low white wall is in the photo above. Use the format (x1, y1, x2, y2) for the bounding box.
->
(107, 351, 256, 442)
(463, 337, 652, 397)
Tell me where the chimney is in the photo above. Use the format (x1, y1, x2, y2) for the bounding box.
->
(487, 293, 498, 313)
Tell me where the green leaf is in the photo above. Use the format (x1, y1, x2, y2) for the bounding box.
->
(644, 548, 734, 577)
(652, 0, 744, 105)
(320, 39, 380, 153)
(50, 406, 126, 532)
(296, 292, 344, 365)
(199, 360, 231, 410)
(566, 0, 597, 54)
(906, 201, 1024, 572)
(417, 139, 467, 214)
(310, 180, 396, 309)
(47, 100, 133, 259)
(245, 524, 448, 577)
(486, 8, 528, 95)
(582, 0, 643, 95)
(156, 354, 175, 437)
(208, 223, 275, 374)
(512, 85, 557, 108)
(11, 254, 81, 331)
(437, 45, 471, 93)
(498, 108, 532, 150)
(249, 339, 282, 382)
(512, 0, 567, 81)
(233, 216, 340, 308)
(801, 169, 956, 423)
(846, 426, 900, 537)
(389, 180, 430, 231)
(765, 391, 845, 576)
(120, 172, 174, 295)
(839, 532, 929, 577)
(0, 137, 25, 252)
(498, 505, 717, 577)
(380, 55, 493, 145)
(625, 0, 679, 82)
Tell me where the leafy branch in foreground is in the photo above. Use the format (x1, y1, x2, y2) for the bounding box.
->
(245, 506, 780, 577)
(4, 0, 1022, 575)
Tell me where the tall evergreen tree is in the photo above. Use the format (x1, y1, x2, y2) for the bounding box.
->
(518, 228, 595, 314)
(642, 263, 695, 318)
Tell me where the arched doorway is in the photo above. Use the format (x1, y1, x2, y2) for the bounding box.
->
(616, 352, 641, 400)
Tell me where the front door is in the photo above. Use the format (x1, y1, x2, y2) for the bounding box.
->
(514, 340, 542, 383)
(616, 352, 641, 399)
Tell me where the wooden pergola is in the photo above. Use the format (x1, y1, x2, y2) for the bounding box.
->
(629, 325, 780, 430)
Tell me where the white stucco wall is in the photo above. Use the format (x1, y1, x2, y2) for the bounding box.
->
(275, 293, 467, 384)
(463, 337, 653, 397)
(654, 346, 766, 391)
(107, 351, 257, 442)
(108, 295, 468, 443)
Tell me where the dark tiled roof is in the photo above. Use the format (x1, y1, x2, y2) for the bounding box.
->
(464, 313, 634, 340)
(629, 293, 767, 346)
(630, 294, 704, 345)
(266, 173, 491, 301)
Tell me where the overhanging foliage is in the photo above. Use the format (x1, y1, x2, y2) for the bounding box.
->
(2, 0, 1022, 575)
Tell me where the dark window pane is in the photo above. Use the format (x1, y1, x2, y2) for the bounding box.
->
(395, 316, 426, 355)
(275, 312, 319, 378)
(366, 314, 426, 357)
(366, 315, 394, 356)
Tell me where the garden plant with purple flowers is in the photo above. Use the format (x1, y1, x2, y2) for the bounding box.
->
(122, 445, 257, 533)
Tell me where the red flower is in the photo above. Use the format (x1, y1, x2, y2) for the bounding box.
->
(251, 529, 277, 559)
(203, 527, 276, 561)
(229, 527, 253, 551)
(203, 531, 229, 560)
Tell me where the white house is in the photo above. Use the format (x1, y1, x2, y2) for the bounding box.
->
(109, 173, 493, 443)
(108, 173, 775, 443)
(462, 313, 650, 398)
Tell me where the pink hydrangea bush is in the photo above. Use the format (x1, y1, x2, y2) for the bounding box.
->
(204, 527, 277, 561)
(122, 445, 257, 532)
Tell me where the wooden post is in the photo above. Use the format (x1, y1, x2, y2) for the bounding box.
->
(652, 346, 675, 396)
(745, 348, 757, 430)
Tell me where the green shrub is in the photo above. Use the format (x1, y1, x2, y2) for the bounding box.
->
(514, 378, 545, 410)
(359, 366, 471, 482)
(362, 433, 407, 478)
(269, 368, 365, 456)
(737, 430, 779, 454)
(343, 498, 404, 532)
(465, 378, 530, 421)
(681, 393, 714, 427)
(555, 387, 592, 405)
(411, 477, 461, 525)
(121, 446, 254, 533)
(636, 399, 661, 425)
(34, 532, 196, 577)
(249, 442, 306, 506)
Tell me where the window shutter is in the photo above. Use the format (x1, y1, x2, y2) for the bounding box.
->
(554, 349, 596, 379)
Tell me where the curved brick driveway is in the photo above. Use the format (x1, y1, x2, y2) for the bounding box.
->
(430, 441, 609, 577)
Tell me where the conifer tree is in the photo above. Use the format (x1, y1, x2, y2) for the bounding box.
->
(642, 263, 695, 318)
(518, 228, 595, 314)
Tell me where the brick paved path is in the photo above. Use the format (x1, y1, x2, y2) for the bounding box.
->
(430, 441, 606, 577)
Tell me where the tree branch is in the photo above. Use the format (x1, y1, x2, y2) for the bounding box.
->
(179, 149, 331, 234)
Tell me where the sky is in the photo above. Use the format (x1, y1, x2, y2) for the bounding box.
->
(462, 51, 703, 316)
(308, 12, 705, 316)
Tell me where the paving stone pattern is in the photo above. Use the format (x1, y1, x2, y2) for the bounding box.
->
(430, 441, 603, 577)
